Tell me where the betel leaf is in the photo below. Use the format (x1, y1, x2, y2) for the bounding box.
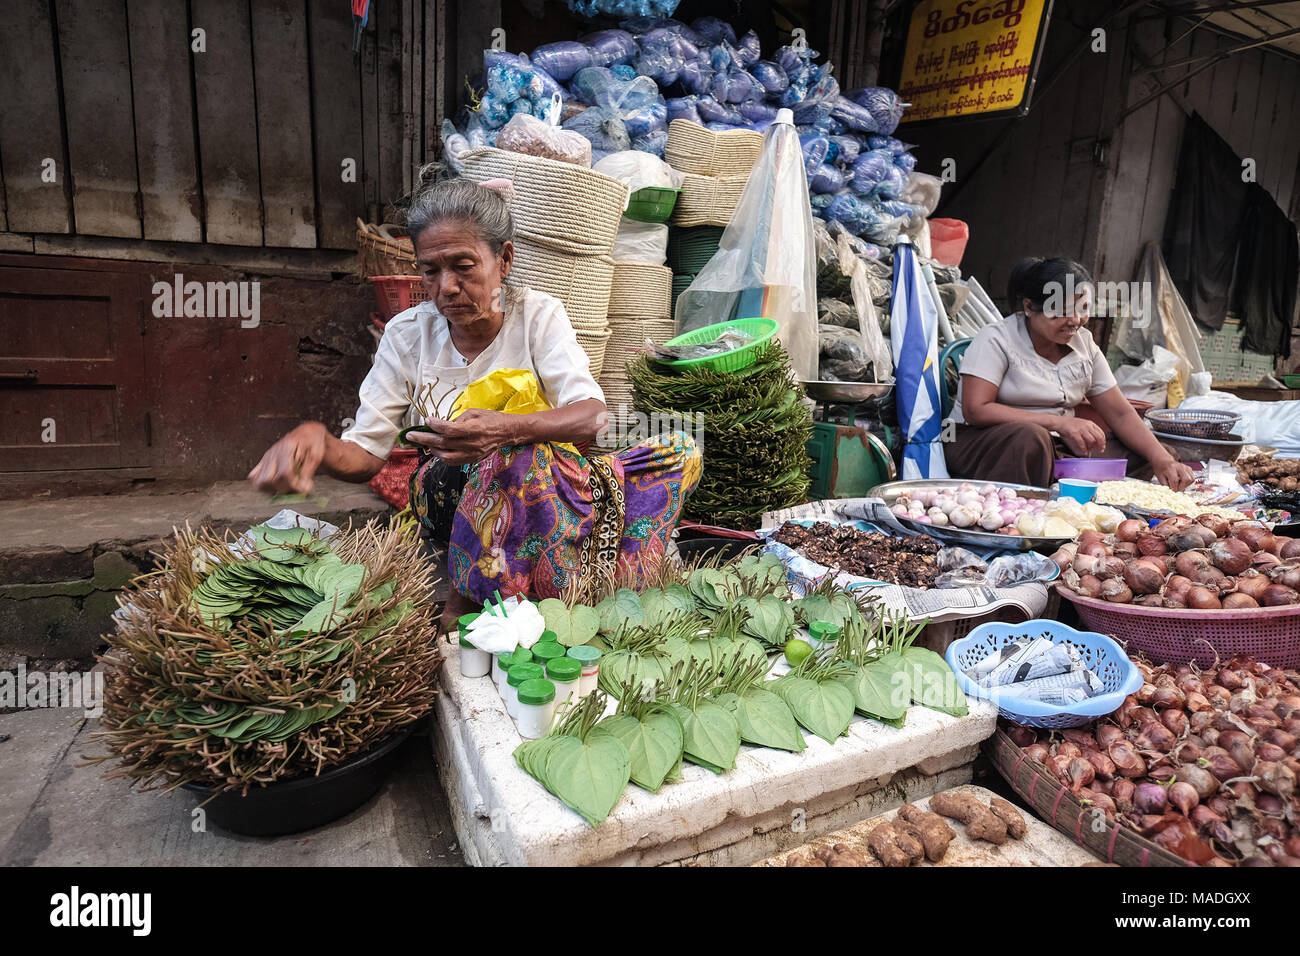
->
(543, 734, 632, 827)
(538, 598, 600, 647)
(780, 677, 855, 744)
(591, 711, 684, 793)
(725, 686, 807, 752)
(661, 583, 697, 616)
(902, 646, 968, 717)
(687, 568, 741, 611)
(740, 593, 795, 646)
(596, 588, 644, 635)
(670, 701, 741, 773)
(792, 591, 860, 630)
(842, 657, 911, 721)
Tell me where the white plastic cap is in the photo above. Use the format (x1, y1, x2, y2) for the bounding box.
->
(775, 108, 794, 126)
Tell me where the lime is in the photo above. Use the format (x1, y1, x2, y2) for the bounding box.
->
(783, 639, 814, 667)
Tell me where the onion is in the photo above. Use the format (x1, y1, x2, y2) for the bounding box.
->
(1209, 538, 1253, 575)
(1136, 533, 1167, 556)
(1050, 548, 1075, 572)
(1222, 592, 1259, 609)
(1117, 519, 1145, 542)
(1114, 541, 1138, 557)
(1192, 566, 1229, 590)
(1269, 562, 1300, 591)
(1174, 550, 1210, 578)
(1233, 570, 1270, 599)
(928, 507, 950, 526)
(1066, 757, 1096, 792)
(1100, 555, 1127, 579)
(1185, 586, 1221, 610)
(1109, 741, 1146, 777)
(1256, 742, 1288, 762)
(1056, 741, 1081, 759)
(1176, 764, 1218, 801)
(1136, 594, 1164, 606)
(1084, 749, 1116, 779)
(1262, 584, 1300, 607)
(1097, 725, 1124, 749)
(1196, 514, 1230, 538)
(1262, 728, 1298, 751)
(999, 509, 1017, 527)
(1024, 742, 1050, 763)
(1169, 530, 1210, 552)
(1112, 778, 1136, 810)
(979, 483, 997, 496)
(1167, 781, 1200, 815)
(1233, 523, 1276, 554)
(1153, 516, 1190, 539)
(1136, 720, 1177, 752)
(1254, 550, 1281, 571)
(1200, 752, 1242, 781)
(1160, 709, 1189, 736)
(1133, 782, 1168, 814)
(1075, 574, 1103, 598)
(1163, 575, 1192, 601)
(1078, 530, 1105, 548)
(1100, 579, 1133, 603)
(1072, 552, 1101, 576)
(1123, 559, 1165, 595)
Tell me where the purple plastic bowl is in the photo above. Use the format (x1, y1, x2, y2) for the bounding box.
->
(1053, 458, 1128, 482)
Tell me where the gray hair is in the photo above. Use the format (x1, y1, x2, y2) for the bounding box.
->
(405, 163, 514, 254)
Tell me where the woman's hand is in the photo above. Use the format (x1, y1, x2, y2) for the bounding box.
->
(1153, 454, 1195, 492)
(1054, 416, 1107, 457)
(409, 409, 514, 466)
(248, 422, 330, 493)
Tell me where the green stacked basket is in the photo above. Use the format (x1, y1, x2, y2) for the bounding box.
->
(666, 225, 724, 274)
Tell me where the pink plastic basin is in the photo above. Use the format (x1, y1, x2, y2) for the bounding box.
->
(1053, 458, 1128, 482)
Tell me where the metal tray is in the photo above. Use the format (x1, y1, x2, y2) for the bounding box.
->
(867, 479, 1072, 553)
(801, 380, 894, 403)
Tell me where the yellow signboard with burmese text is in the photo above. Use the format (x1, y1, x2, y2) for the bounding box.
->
(897, 0, 1052, 123)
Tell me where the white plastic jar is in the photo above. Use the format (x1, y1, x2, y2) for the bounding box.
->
(495, 646, 531, 701)
(566, 645, 602, 697)
(458, 634, 491, 679)
(546, 657, 582, 711)
(515, 678, 556, 740)
(505, 662, 544, 719)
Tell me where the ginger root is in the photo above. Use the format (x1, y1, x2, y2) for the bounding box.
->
(929, 791, 1009, 845)
(826, 842, 871, 867)
(867, 821, 924, 867)
(785, 852, 825, 866)
(989, 797, 1028, 839)
(897, 803, 956, 862)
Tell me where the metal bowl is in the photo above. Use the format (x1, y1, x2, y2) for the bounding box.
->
(801, 380, 894, 403)
(867, 479, 1072, 553)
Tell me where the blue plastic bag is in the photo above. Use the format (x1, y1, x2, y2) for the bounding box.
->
(666, 95, 702, 125)
(711, 68, 762, 104)
(810, 163, 844, 194)
(624, 100, 667, 139)
(738, 98, 778, 124)
(479, 93, 510, 128)
(873, 163, 908, 200)
(894, 151, 917, 174)
(830, 94, 879, 133)
(612, 64, 639, 80)
(529, 40, 593, 82)
(850, 150, 893, 194)
(691, 16, 736, 45)
(563, 106, 631, 161)
(579, 29, 638, 67)
(799, 133, 830, 177)
(695, 94, 744, 125)
(632, 129, 668, 156)
(678, 52, 713, 94)
(736, 31, 761, 67)
(752, 60, 789, 94)
(847, 87, 908, 136)
(830, 134, 861, 165)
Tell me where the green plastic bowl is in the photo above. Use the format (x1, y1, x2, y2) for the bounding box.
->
(655, 318, 779, 373)
(624, 186, 681, 223)
(1283, 374, 1300, 389)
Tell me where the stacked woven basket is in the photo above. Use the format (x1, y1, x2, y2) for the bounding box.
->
(665, 121, 759, 229)
(598, 261, 676, 445)
(459, 147, 629, 377)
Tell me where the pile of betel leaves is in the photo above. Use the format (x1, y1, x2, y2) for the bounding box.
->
(628, 342, 812, 529)
(515, 551, 968, 827)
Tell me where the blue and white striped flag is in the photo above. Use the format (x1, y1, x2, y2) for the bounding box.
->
(891, 238, 950, 480)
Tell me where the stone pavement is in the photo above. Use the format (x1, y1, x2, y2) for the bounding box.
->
(0, 708, 464, 867)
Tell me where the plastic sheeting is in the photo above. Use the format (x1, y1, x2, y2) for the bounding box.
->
(674, 112, 819, 379)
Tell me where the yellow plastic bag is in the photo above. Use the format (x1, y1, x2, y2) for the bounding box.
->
(449, 368, 553, 418)
(449, 368, 576, 452)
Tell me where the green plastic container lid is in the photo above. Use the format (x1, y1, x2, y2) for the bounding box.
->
(501, 646, 532, 667)
(566, 645, 602, 664)
(517, 678, 556, 706)
(507, 662, 545, 687)
(458, 612, 480, 632)
(530, 641, 565, 664)
(809, 621, 842, 642)
(546, 657, 581, 681)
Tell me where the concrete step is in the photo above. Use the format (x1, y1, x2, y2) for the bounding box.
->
(0, 478, 392, 660)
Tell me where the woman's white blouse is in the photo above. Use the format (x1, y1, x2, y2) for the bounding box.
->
(340, 287, 605, 460)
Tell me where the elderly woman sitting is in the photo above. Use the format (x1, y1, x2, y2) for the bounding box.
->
(249, 173, 701, 628)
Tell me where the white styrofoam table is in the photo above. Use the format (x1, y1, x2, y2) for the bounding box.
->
(433, 642, 999, 867)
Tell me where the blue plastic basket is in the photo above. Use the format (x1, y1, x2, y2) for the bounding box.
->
(945, 620, 1142, 729)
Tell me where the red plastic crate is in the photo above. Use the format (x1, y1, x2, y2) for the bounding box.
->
(372, 275, 431, 320)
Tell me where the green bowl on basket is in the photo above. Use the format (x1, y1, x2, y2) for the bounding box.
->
(656, 318, 779, 373)
(1283, 374, 1300, 389)
(624, 186, 681, 223)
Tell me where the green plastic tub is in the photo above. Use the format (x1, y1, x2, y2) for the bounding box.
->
(624, 186, 681, 223)
(655, 317, 779, 373)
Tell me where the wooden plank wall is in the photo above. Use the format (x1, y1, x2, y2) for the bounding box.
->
(0, 0, 451, 253)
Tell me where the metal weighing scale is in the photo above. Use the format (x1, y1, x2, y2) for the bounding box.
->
(800, 381, 900, 500)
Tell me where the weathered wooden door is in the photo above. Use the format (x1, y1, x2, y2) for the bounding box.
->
(0, 265, 149, 470)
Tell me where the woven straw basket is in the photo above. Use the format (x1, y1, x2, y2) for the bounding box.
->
(672, 173, 748, 228)
(609, 262, 672, 319)
(509, 240, 614, 328)
(356, 220, 417, 277)
(665, 120, 762, 177)
(598, 316, 677, 424)
(575, 326, 613, 380)
(459, 147, 629, 257)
